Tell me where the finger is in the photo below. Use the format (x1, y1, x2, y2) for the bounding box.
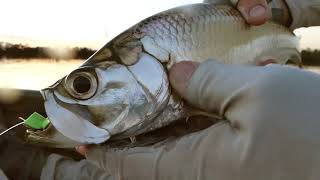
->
(237, 0, 271, 25)
(75, 145, 89, 156)
(177, 59, 267, 113)
(169, 61, 199, 98)
(169, 59, 277, 100)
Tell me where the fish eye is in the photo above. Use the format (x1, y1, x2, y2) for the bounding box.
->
(65, 72, 97, 100)
(73, 76, 91, 93)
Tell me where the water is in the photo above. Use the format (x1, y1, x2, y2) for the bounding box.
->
(0, 59, 83, 90)
(0, 59, 320, 90)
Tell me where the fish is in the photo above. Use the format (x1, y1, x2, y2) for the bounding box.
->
(25, 3, 300, 148)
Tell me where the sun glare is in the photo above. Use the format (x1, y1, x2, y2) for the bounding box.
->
(0, 0, 318, 49)
(0, 0, 202, 48)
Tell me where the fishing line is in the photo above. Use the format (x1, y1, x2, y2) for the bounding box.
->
(0, 118, 25, 136)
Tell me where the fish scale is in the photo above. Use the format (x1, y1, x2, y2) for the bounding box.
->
(137, 4, 298, 65)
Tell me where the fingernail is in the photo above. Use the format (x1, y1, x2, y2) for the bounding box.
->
(249, 5, 266, 18)
(169, 61, 198, 97)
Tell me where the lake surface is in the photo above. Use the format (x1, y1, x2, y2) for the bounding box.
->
(0, 59, 320, 90)
(0, 59, 83, 90)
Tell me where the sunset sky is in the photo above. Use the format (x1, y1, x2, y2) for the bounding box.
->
(0, 0, 319, 49)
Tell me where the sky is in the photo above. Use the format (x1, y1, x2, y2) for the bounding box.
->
(0, 0, 319, 49)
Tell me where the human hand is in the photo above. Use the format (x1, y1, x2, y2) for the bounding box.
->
(205, 0, 292, 26)
(76, 60, 320, 179)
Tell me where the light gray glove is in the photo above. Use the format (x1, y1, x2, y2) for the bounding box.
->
(84, 60, 320, 180)
(285, 0, 320, 29)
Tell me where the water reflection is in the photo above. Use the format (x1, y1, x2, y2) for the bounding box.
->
(0, 59, 83, 90)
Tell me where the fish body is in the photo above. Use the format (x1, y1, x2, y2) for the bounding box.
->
(26, 3, 300, 148)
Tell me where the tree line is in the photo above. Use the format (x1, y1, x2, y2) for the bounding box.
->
(0, 42, 96, 60)
(1, 42, 320, 66)
(301, 49, 320, 66)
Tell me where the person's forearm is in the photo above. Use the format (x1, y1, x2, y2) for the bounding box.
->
(85, 127, 236, 180)
(85, 137, 200, 180)
(285, 0, 320, 29)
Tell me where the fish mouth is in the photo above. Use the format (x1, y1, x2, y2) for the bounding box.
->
(25, 123, 81, 148)
(40, 89, 111, 144)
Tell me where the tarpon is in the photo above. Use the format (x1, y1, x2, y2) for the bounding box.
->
(25, 3, 300, 148)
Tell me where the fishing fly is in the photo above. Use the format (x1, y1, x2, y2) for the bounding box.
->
(0, 112, 49, 136)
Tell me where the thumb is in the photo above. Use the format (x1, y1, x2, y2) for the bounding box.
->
(169, 61, 199, 97)
(169, 60, 265, 114)
(236, 0, 270, 26)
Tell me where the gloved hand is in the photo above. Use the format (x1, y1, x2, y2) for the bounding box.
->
(204, 0, 292, 26)
(207, 0, 320, 29)
(77, 60, 320, 180)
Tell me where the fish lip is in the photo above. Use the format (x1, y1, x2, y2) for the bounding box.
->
(25, 123, 53, 138)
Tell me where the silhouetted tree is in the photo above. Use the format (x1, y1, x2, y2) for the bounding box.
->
(73, 47, 95, 59)
(301, 49, 320, 66)
(0, 42, 96, 60)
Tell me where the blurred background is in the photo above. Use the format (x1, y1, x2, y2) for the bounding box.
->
(0, 0, 319, 90)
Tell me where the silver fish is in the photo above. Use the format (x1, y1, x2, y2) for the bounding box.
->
(26, 3, 300, 148)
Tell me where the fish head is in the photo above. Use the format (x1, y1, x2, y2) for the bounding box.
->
(26, 51, 171, 147)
